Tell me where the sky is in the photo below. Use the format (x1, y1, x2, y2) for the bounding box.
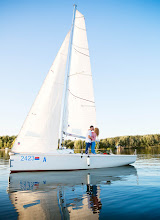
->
(0, 0, 160, 138)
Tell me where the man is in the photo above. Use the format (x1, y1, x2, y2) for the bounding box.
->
(85, 125, 94, 154)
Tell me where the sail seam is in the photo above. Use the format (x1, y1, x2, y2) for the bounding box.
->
(68, 89, 95, 103)
(74, 48, 90, 57)
(69, 72, 92, 77)
(73, 44, 89, 50)
(75, 25, 86, 31)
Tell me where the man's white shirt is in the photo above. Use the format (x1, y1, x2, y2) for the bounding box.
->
(85, 130, 92, 143)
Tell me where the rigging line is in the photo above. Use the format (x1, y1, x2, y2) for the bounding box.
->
(73, 43, 89, 50)
(75, 24, 86, 31)
(74, 48, 90, 57)
(68, 89, 95, 103)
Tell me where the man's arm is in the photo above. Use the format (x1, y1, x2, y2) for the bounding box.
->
(88, 135, 92, 140)
(88, 130, 92, 140)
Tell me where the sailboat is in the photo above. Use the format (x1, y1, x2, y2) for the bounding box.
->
(10, 5, 137, 172)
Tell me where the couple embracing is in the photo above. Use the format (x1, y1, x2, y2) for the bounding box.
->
(85, 125, 99, 154)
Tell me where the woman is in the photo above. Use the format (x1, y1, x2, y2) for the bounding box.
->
(91, 128, 99, 154)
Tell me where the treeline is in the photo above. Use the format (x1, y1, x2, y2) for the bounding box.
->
(64, 134, 160, 150)
(0, 136, 17, 149)
(0, 134, 160, 150)
(99, 134, 160, 149)
(62, 134, 160, 149)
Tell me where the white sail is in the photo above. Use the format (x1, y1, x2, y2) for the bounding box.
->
(63, 10, 96, 138)
(12, 32, 70, 153)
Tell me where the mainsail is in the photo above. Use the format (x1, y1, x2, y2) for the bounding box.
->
(12, 32, 70, 153)
(63, 10, 96, 139)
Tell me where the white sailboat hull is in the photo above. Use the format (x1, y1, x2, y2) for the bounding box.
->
(10, 152, 137, 173)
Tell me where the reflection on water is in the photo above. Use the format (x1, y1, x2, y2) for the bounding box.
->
(0, 150, 10, 161)
(7, 167, 137, 219)
(1, 149, 160, 219)
(119, 146, 160, 155)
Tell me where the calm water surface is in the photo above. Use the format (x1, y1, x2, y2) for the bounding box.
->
(0, 149, 160, 219)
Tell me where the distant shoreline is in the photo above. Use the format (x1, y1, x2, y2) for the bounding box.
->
(0, 134, 160, 150)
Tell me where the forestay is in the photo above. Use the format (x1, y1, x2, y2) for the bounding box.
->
(63, 10, 96, 138)
(12, 32, 70, 153)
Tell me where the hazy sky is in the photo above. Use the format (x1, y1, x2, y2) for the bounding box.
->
(0, 0, 160, 138)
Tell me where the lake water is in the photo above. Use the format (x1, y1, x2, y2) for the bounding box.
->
(0, 149, 160, 219)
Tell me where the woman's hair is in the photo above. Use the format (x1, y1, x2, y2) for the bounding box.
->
(94, 128, 99, 136)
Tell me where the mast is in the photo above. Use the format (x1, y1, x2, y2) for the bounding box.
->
(59, 4, 77, 149)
